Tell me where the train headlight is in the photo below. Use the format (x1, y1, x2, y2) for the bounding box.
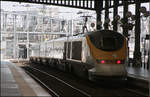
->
(96, 59, 106, 64)
(96, 59, 124, 64)
(116, 60, 121, 64)
(101, 60, 105, 64)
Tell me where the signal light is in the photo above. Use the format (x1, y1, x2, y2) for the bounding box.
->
(117, 60, 121, 64)
(101, 60, 105, 64)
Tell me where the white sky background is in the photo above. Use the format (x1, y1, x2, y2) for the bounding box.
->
(1, 1, 149, 20)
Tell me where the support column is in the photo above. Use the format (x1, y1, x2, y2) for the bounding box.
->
(148, 7, 150, 70)
(4, 13, 7, 59)
(123, 0, 130, 66)
(94, 1, 103, 30)
(104, 0, 109, 30)
(123, 0, 128, 37)
(133, 0, 142, 67)
(13, 15, 17, 59)
(96, 11, 102, 30)
(27, 14, 29, 60)
(113, 0, 118, 31)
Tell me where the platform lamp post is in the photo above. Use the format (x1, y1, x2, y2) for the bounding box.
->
(143, 35, 150, 69)
(139, 6, 150, 69)
(104, 18, 110, 30)
(120, 11, 135, 66)
(111, 15, 120, 32)
(133, 5, 150, 67)
(148, 4, 150, 71)
(132, 1, 142, 67)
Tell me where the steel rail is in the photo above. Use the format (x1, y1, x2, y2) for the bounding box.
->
(124, 88, 149, 97)
(24, 69, 60, 97)
(26, 66, 91, 97)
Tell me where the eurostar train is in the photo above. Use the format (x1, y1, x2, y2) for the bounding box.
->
(30, 30, 128, 80)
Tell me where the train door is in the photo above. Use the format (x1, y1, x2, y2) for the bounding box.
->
(64, 41, 82, 61)
(72, 41, 82, 60)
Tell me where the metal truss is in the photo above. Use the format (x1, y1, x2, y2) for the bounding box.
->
(1, 0, 149, 11)
(1, 11, 67, 35)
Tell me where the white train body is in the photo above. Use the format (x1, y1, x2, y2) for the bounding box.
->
(30, 30, 128, 80)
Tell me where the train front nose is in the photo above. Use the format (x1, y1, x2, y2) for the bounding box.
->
(86, 30, 128, 81)
(88, 63, 127, 81)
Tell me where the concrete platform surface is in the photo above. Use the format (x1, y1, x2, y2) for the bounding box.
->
(127, 66, 149, 81)
(0, 60, 51, 96)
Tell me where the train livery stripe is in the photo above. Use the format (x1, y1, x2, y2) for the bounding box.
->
(86, 36, 127, 64)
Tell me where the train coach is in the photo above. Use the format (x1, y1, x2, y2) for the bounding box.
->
(30, 30, 128, 80)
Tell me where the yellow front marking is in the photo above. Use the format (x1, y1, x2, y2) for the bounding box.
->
(86, 36, 127, 64)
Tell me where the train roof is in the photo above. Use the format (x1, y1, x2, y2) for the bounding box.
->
(45, 34, 86, 43)
(41, 30, 125, 43)
(86, 30, 122, 35)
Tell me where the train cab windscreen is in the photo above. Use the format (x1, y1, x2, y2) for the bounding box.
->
(102, 37, 117, 50)
(88, 30, 124, 51)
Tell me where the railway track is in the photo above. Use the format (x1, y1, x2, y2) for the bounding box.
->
(22, 66, 91, 97)
(23, 69, 59, 97)
(124, 88, 148, 97)
(22, 63, 149, 97)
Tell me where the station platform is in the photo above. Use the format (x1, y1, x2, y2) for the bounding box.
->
(127, 66, 149, 81)
(6, 59, 150, 82)
(126, 65, 149, 88)
(0, 60, 50, 96)
(1, 59, 149, 96)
